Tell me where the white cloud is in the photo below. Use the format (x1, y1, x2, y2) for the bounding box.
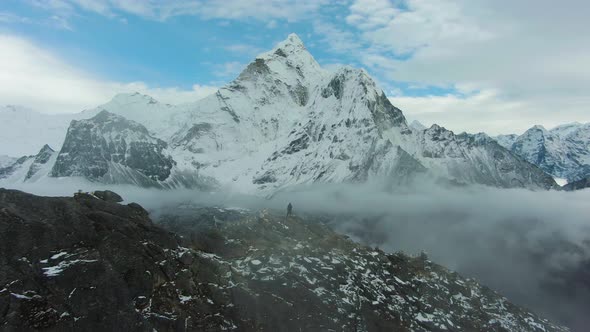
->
(390, 89, 590, 135)
(346, 0, 399, 31)
(0, 34, 216, 114)
(29, 0, 329, 22)
(0, 12, 34, 24)
(390, 90, 525, 135)
(313, 20, 361, 54)
(213, 61, 247, 80)
(49, 15, 74, 30)
(0, 10, 73, 30)
(223, 44, 264, 57)
(337, 0, 590, 134)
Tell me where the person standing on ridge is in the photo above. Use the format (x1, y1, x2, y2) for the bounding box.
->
(287, 202, 293, 219)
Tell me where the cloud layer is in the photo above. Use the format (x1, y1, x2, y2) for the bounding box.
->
(27, 0, 328, 22)
(0, 34, 216, 114)
(272, 183, 590, 330)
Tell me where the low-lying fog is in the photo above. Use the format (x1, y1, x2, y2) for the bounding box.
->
(4, 178, 590, 330)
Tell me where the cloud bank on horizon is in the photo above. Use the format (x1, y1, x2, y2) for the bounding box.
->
(0, 0, 589, 134)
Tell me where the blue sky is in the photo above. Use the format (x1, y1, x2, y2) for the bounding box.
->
(0, 0, 589, 134)
(1, 0, 362, 88)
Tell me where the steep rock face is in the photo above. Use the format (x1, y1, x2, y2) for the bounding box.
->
(0, 189, 568, 331)
(495, 123, 590, 182)
(51, 111, 175, 185)
(250, 66, 418, 192)
(167, 33, 328, 179)
(511, 126, 568, 176)
(25, 144, 56, 181)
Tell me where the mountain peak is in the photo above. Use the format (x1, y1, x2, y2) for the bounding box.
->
(410, 120, 427, 131)
(282, 33, 304, 48)
(108, 92, 160, 106)
(39, 144, 54, 153)
(90, 109, 140, 127)
(233, 33, 325, 99)
(256, 34, 321, 74)
(530, 124, 547, 131)
(93, 109, 116, 121)
(256, 33, 311, 63)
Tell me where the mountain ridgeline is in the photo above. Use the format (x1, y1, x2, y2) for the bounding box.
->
(0, 34, 558, 193)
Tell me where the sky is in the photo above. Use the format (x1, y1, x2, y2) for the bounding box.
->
(0, 0, 589, 135)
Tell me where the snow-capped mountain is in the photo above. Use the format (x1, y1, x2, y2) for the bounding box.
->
(0, 34, 557, 193)
(49, 110, 211, 188)
(495, 122, 590, 182)
(402, 126, 556, 189)
(80, 93, 193, 140)
(164, 34, 554, 192)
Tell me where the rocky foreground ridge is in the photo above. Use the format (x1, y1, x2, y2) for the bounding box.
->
(0, 189, 568, 331)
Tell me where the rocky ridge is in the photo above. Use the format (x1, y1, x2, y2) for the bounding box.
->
(0, 189, 569, 331)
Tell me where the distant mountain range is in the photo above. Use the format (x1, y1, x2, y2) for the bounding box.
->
(3, 34, 585, 193)
(495, 123, 590, 186)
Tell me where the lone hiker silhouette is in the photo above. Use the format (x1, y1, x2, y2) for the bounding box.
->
(286, 202, 293, 219)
